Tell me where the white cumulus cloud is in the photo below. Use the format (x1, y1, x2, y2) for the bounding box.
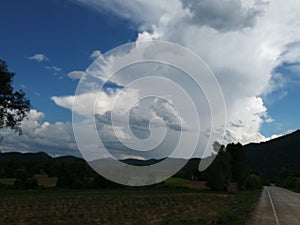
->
(0, 110, 78, 156)
(65, 0, 300, 147)
(28, 53, 49, 62)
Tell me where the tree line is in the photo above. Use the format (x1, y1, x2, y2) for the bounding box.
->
(0, 143, 264, 191)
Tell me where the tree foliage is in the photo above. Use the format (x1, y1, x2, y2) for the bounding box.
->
(14, 168, 38, 189)
(226, 143, 248, 186)
(56, 160, 94, 189)
(203, 142, 252, 191)
(0, 60, 30, 135)
(245, 173, 262, 190)
(245, 130, 300, 182)
(203, 144, 231, 191)
(277, 168, 300, 191)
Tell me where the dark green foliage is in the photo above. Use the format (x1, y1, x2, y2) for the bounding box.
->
(55, 159, 125, 189)
(174, 158, 201, 179)
(227, 143, 248, 187)
(56, 161, 93, 189)
(43, 159, 65, 178)
(14, 168, 29, 185)
(245, 173, 262, 190)
(1, 160, 17, 178)
(24, 177, 39, 189)
(277, 168, 300, 191)
(2, 127, 299, 191)
(14, 169, 38, 189)
(203, 142, 252, 191)
(93, 174, 123, 188)
(0, 60, 30, 135)
(0, 152, 51, 178)
(203, 144, 231, 191)
(245, 130, 300, 181)
(283, 177, 300, 189)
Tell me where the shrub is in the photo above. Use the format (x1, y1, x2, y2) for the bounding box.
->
(245, 174, 262, 190)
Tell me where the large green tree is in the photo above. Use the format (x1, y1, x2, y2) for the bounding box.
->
(226, 142, 248, 187)
(203, 142, 231, 191)
(0, 60, 30, 136)
(203, 142, 250, 191)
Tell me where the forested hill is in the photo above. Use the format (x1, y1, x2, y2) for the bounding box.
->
(1, 129, 299, 182)
(0, 151, 51, 161)
(0, 151, 82, 162)
(244, 130, 300, 181)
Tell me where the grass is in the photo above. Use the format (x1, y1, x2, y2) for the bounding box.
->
(164, 177, 194, 185)
(288, 188, 300, 193)
(0, 178, 15, 185)
(0, 187, 261, 225)
(0, 175, 57, 187)
(33, 175, 58, 187)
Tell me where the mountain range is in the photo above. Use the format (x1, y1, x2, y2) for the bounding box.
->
(1, 129, 299, 181)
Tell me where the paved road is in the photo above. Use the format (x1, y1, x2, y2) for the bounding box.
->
(249, 186, 300, 225)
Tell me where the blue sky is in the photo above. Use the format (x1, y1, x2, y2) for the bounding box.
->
(1, 0, 136, 122)
(1, 0, 300, 157)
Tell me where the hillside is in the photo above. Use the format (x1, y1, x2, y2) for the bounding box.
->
(0, 151, 51, 162)
(0, 151, 83, 162)
(244, 130, 300, 181)
(1, 130, 299, 182)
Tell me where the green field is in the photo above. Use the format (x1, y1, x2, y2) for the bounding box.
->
(0, 175, 58, 187)
(0, 187, 260, 225)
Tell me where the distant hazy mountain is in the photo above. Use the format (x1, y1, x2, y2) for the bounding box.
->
(0, 151, 82, 163)
(244, 130, 300, 181)
(89, 157, 201, 178)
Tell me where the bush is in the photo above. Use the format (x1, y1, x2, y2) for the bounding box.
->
(56, 162, 92, 189)
(24, 177, 39, 189)
(277, 168, 300, 191)
(245, 174, 262, 190)
(14, 169, 39, 189)
(93, 175, 122, 188)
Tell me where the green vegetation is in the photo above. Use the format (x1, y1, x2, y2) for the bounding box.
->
(0, 188, 260, 225)
(0, 59, 30, 136)
(14, 169, 38, 189)
(164, 177, 194, 185)
(2, 129, 299, 224)
(0, 142, 264, 191)
(245, 130, 300, 182)
(245, 173, 263, 190)
(276, 168, 300, 193)
(202, 142, 262, 191)
(0, 175, 57, 187)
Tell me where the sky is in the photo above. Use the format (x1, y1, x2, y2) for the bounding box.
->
(1, 0, 300, 159)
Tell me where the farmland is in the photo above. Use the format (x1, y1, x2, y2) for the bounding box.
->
(0, 187, 260, 225)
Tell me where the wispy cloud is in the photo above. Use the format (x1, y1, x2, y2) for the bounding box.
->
(28, 53, 49, 62)
(19, 84, 27, 89)
(265, 117, 274, 123)
(67, 71, 86, 80)
(45, 66, 62, 72)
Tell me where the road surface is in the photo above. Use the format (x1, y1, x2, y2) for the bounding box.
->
(248, 186, 300, 225)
